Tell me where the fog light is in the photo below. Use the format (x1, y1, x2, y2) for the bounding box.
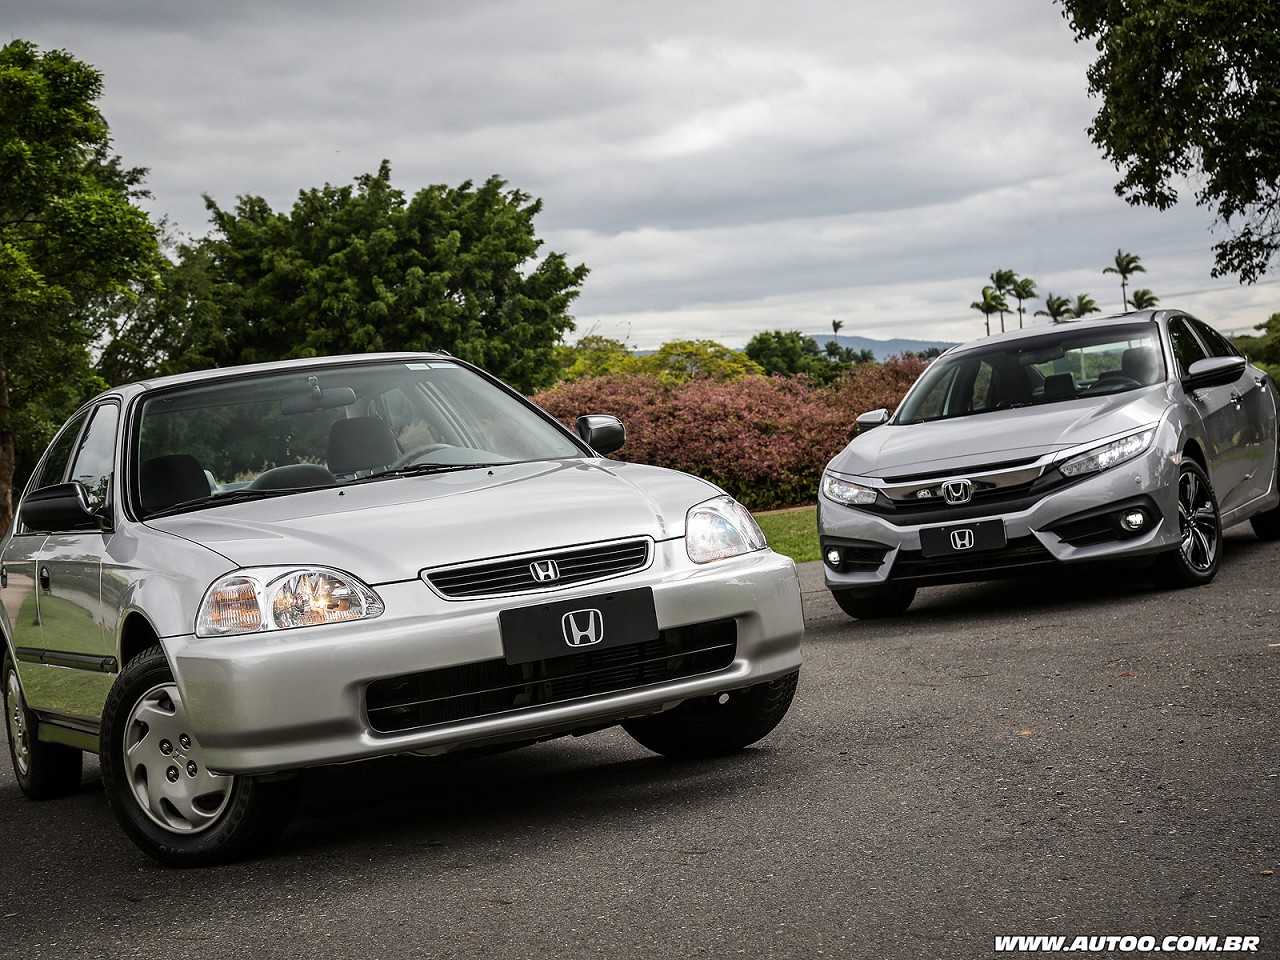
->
(825, 548, 842, 567)
(1120, 510, 1147, 532)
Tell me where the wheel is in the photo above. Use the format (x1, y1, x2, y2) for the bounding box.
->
(100, 645, 296, 867)
(1251, 447, 1280, 541)
(1156, 460, 1222, 588)
(831, 584, 917, 619)
(3, 652, 83, 799)
(623, 670, 798, 760)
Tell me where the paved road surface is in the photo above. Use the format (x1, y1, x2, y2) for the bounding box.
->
(3, 528, 1277, 959)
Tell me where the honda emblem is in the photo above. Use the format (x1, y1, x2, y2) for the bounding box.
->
(942, 478, 974, 504)
(950, 528, 975, 551)
(561, 609, 604, 647)
(529, 559, 560, 583)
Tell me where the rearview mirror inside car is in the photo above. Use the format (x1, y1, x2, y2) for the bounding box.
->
(856, 408, 890, 431)
(576, 414, 626, 455)
(280, 386, 358, 414)
(1184, 356, 1246, 391)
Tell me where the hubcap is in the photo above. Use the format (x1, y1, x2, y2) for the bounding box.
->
(1177, 470, 1218, 573)
(6, 670, 30, 776)
(123, 683, 234, 834)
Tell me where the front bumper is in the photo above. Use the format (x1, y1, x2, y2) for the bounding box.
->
(164, 543, 803, 775)
(820, 438, 1183, 591)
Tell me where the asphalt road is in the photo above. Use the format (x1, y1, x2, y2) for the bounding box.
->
(3, 528, 1277, 959)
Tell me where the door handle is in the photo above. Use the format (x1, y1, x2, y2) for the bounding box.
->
(1, 566, 6, 589)
(1257, 375, 1269, 392)
(38, 566, 50, 591)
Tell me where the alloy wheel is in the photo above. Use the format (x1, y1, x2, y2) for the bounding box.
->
(123, 683, 234, 834)
(1177, 470, 1218, 573)
(6, 670, 30, 776)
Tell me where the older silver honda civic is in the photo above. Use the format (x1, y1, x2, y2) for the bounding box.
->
(820, 310, 1279, 619)
(2, 354, 802, 865)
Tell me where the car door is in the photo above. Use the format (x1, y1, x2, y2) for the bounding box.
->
(1, 408, 89, 705)
(23, 401, 120, 722)
(1188, 316, 1278, 509)
(1168, 315, 1251, 513)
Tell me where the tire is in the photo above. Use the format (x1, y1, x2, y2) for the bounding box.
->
(1156, 459, 1222, 588)
(623, 670, 798, 760)
(100, 645, 297, 867)
(831, 584, 917, 619)
(3, 652, 83, 799)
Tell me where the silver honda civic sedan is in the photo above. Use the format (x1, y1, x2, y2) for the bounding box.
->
(819, 310, 1279, 619)
(2, 354, 803, 865)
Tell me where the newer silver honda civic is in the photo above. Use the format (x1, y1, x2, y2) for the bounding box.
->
(2, 354, 803, 865)
(819, 310, 1279, 619)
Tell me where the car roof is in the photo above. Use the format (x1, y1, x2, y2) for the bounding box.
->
(946, 310, 1162, 356)
(106, 351, 452, 398)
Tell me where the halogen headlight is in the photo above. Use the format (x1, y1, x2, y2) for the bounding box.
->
(1059, 428, 1156, 478)
(686, 495, 767, 564)
(196, 567, 384, 638)
(821, 471, 878, 507)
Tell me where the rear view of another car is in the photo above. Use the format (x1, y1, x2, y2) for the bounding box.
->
(818, 312, 1279, 619)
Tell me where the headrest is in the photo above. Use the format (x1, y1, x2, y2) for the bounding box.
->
(140, 454, 210, 514)
(249, 463, 337, 491)
(327, 417, 400, 475)
(1042, 373, 1077, 401)
(1122, 347, 1161, 385)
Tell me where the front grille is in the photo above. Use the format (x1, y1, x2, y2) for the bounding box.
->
(861, 470, 1080, 525)
(424, 538, 651, 599)
(889, 536, 1055, 585)
(365, 620, 737, 734)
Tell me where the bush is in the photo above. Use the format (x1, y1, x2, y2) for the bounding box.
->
(531, 356, 927, 510)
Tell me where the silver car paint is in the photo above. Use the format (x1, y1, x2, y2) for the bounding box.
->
(1, 353, 804, 769)
(820, 312, 1279, 589)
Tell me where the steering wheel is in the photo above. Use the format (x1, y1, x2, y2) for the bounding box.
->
(1087, 374, 1141, 393)
(390, 444, 451, 469)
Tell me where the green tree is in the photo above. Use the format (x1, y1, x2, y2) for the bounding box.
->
(989, 269, 1017, 332)
(1035, 293, 1073, 322)
(745, 330, 827, 378)
(634, 339, 763, 384)
(1102, 249, 1145, 309)
(1232, 312, 1280, 379)
(110, 162, 588, 393)
(554, 335, 638, 382)
(970, 286, 1007, 337)
(1058, 0, 1280, 283)
(1130, 288, 1159, 310)
(1009, 275, 1038, 329)
(0, 40, 159, 530)
(1069, 293, 1101, 318)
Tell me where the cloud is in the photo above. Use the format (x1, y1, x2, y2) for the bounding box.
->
(7, 0, 1273, 347)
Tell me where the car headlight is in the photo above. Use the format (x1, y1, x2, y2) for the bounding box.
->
(196, 567, 385, 638)
(686, 495, 767, 564)
(1059, 428, 1157, 478)
(821, 471, 878, 507)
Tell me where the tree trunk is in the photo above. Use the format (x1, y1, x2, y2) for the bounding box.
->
(1121, 278, 1128, 310)
(0, 363, 14, 537)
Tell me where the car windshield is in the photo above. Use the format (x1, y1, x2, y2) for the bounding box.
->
(895, 322, 1166, 426)
(134, 359, 583, 517)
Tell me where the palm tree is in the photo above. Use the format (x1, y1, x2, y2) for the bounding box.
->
(970, 286, 1008, 336)
(1102, 249, 1145, 310)
(1034, 293, 1072, 322)
(832, 318, 844, 338)
(1009, 276, 1037, 329)
(1069, 293, 1100, 318)
(989, 268, 1016, 332)
(1130, 288, 1159, 309)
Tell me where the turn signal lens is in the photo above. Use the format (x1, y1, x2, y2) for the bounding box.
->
(1059, 428, 1156, 478)
(196, 567, 384, 638)
(821, 472, 878, 506)
(685, 495, 767, 564)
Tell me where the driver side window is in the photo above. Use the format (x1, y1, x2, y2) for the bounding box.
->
(1168, 318, 1209, 377)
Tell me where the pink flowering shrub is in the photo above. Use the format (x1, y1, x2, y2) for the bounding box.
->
(531, 356, 927, 509)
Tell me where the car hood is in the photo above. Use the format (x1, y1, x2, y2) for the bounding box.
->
(146, 459, 719, 584)
(830, 385, 1174, 478)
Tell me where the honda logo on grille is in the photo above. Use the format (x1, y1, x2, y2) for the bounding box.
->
(950, 528, 975, 551)
(561, 609, 604, 647)
(529, 559, 561, 583)
(942, 478, 974, 504)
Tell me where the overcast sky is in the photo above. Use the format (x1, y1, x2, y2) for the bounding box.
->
(8, 0, 1277, 346)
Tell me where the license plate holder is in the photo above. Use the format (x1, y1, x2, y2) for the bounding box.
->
(499, 587, 658, 665)
(919, 519, 1007, 558)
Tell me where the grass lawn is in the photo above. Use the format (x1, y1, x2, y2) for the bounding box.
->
(753, 505, 819, 563)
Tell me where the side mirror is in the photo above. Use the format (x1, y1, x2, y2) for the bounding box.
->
(1184, 356, 1246, 391)
(856, 408, 891, 431)
(20, 481, 100, 532)
(575, 414, 626, 455)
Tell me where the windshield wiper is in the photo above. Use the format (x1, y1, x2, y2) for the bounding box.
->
(366, 462, 509, 480)
(145, 486, 317, 520)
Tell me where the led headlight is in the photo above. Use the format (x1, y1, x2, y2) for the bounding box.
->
(821, 471, 878, 507)
(1059, 428, 1156, 478)
(686, 495, 767, 564)
(196, 567, 384, 638)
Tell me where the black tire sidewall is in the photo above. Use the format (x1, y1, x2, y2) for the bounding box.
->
(1164, 460, 1222, 585)
(3, 653, 33, 793)
(3, 651, 82, 798)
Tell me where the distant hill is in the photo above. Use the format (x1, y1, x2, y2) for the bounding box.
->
(809, 334, 957, 361)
